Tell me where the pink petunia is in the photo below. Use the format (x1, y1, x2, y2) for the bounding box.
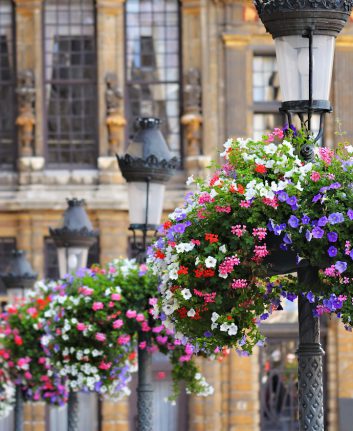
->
(136, 313, 145, 322)
(126, 309, 137, 319)
(76, 323, 87, 331)
(92, 302, 104, 311)
(111, 293, 121, 301)
(117, 334, 131, 345)
(95, 333, 106, 342)
(113, 319, 123, 329)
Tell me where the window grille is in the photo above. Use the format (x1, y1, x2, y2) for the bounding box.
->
(44, 236, 100, 279)
(44, 0, 98, 167)
(0, 237, 17, 293)
(0, 0, 16, 167)
(125, 0, 181, 157)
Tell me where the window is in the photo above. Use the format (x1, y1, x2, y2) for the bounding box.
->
(0, 0, 16, 167)
(44, 237, 100, 279)
(252, 55, 283, 140)
(44, 0, 98, 167)
(125, 0, 181, 157)
(0, 237, 17, 293)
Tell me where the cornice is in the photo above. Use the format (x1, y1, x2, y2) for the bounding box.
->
(222, 33, 272, 47)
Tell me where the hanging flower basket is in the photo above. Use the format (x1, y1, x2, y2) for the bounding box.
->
(149, 129, 353, 353)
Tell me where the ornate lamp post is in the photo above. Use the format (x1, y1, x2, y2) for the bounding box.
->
(0, 249, 37, 431)
(255, 1, 353, 430)
(117, 117, 178, 431)
(49, 198, 97, 431)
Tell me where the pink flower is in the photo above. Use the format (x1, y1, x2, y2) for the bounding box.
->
(126, 309, 137, 319)
(310, 171, 321, 182)
(92, 302, 104, 311)
(76, 323, 87, 331)
(231, 279, 248, 289)
(198, 193, 214, 204)
(113, 319, 123, 329)
(27, 307, 38, 317)
(253, 245, 269, 259)
(185, 344, 193, 355)
(272, 127, 284, 139)
(149, 298, 158, 306)
(95, 333, 106, 342)
(219, 255, 240, 275)
(318, 147, 334, 165)
(38, 357, 46, 365)
(239, 200, 251, 208)
(17, 357, 30, 367)
(111, 293, 121, 301)
(14, 336, 23, 346)
(156, 335, 168, 345)
(156, 371, 166, 380)
(139, 341, 147, 350)
(152, 325, 164, 333)
(231, 225, 247, 237)
(179, 355, 191, 362)
(252, 227, 267, 241)
(117, 334, 131, 345)
(98, 361, 112, 370)
(108, 301, 114, 308)
(24, 372, 32, 380)
(136, 313, 145, 322)
(141, 321, 151, 332)
(80, 286, 94, 296)
(215, 206, 232, 213)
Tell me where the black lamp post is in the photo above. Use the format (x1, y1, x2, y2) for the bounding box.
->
(117, 117, 178, 431)
(49, 198, 97, 431)
(0, 249, 37, 431)
(49, 198, 97, 279)
(255, 1, 353, 430)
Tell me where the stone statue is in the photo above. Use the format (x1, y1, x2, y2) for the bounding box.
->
(16, 69, 36, 157)
(181, 68, 203, 157)
(105, 72, 126, 155)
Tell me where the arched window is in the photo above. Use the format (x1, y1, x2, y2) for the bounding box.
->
(0, 0, 16, 167)
(125, 0, 181, 157)
(44, 0, 98, 167)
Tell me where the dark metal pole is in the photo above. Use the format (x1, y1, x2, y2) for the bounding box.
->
(297, 267, 325, 431)
(68, 391, 79, 431)
(137, 330, 153, 431)
(14, 385, 23, 431)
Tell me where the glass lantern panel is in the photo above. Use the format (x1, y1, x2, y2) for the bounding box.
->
(275, 35, 335, 102)
(128, 181, 165, 226)
(7, 287, 24, 304)
(57, 246, 89, 278)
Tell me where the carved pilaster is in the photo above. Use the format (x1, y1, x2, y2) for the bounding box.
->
(16, 70, 35, 157)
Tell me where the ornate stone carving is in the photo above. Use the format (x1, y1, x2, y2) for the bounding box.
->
(181, 68, 203, 157)
(16, 70, 36, 157)
(105, 72, 126, 155)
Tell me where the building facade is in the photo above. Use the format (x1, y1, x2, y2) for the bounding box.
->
(1, 0, 353, 430)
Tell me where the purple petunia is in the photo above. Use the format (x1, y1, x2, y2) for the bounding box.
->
(312, 193, 322, 203)
(288, 215, 299, 228)
(347, 209, 353, 220)
(317, 216, 328, 227)
(349, 250, 353, 260)
(312, 226, 325, 239)
(327, 232, 338, 242)
(277, 191, 289, 202)
(302, 215, 310, 225)
(283, 233, 292, 244)
(305, 230, 312, 242)
(328, 212, 344, 225)
(286, 196, 298, 207)
(328, 246, 338, 257)
(306, 291, 315, 303)
(335, 261, 347, 274)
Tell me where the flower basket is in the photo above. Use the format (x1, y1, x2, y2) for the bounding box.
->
(149, 129, 353, 354)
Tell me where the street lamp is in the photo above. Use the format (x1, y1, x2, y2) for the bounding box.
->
(255, 1, 353, 430)
(117, 117, 178, 431)
(49, 198, 97, 431)
(49, 198, 97, 278)
(0, 249, 37, 431)
(0, 250, 37, 303)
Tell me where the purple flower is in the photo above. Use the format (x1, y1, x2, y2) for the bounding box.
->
(305, 230, 312, 242)
(306, 291, 315, 303)
(267, 220, 274, 232)
(312, 226, 324, 239)
(283, 233, 292, 244)
(349, 250, 353, 260)
(335, 261, 347, 274)
(277, 191, 289, 202)
(286, 196, 298, 207)
(172, 221, 191, 234)
(329, 182, 341, 189)
(328, 246, 337, 257)
(302, 215, 310, 225)
(327, 232, 338, 242)
(347, 209, 353, 220)
(288, 215, 299, 228)
(328, 212, 344, 225)
(204, 331, 212, 337)
(317, 216, 328, 227)
(260, 313, 269, 320)
(312, 194, 322, 203)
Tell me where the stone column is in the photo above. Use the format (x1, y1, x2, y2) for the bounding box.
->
(222, 34, 253, 139)
(229, 350, 260, 431)
(23, 402, 46, 431)
(15, 0, 45, 186)
(96, 0, 126, 186)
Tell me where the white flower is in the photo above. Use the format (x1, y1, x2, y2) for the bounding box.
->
(220, 323, 229, 332)
(211, 312, 220, 323)
(219, 244, 227, 253)
(346, 145, 353, 154)
(165, 289, 173, 300)
(210, 188, 218, 198)
(186, 175, 195, 185)
(205, 256, 217, 268)
(228, 323, 238, 336)
(181, 289, 192, 300)
(195, 257, 201, 266)
(187, 308, 196, 317)
(263, 143, 277, 155)
(211, 323, 218, 330)
(218, 272, 228, 279)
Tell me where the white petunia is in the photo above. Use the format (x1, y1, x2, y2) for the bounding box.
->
(205, 256, 217, 268)
(181, 288, 192, 300)
(220, 323, 229, 332)
(219, 244, 227, 253)
(186, 175, 195, 185)
(263, 143, 277, 155)
(211, 312, 220, 323)
(228, 323, 238, 336)
(210, 188, 218, 198)
(187, 308, 196, 317)
(346, 145, 353, 154)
